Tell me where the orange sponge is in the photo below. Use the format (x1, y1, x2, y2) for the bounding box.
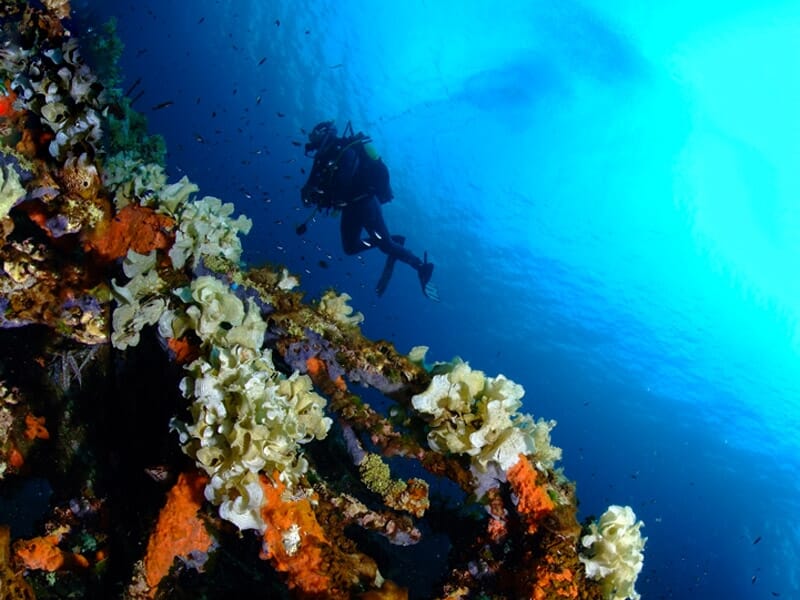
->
(143, 471, 214, 595)
(83, 203, 175, 264)
(507, 454, 555, 534)
(259, 473, 331, 595)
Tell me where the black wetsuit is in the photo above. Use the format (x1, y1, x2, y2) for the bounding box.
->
(301, 133, 435, 298)
(315, 138, 422, 269)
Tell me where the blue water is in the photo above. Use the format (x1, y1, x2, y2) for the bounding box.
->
(87, 0, 800, 597)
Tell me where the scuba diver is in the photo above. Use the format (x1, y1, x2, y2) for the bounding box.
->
(298, 120, 438, 300)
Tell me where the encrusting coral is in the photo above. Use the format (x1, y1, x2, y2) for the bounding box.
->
(0, 6, 646, 600)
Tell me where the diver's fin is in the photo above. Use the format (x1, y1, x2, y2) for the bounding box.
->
(376, 236, 405, 297)
(376, 255, 397, 296)
(424, 281, 440, 302)
(418, 252, 439, 301)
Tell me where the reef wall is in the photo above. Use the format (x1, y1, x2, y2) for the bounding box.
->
(0, 3, 644, 599)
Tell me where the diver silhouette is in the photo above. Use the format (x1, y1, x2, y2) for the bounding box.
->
(298, 120, 438, 300)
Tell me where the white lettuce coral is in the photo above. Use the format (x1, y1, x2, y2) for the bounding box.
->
(411, 360, 561, 472)
(176, 346, 332, 531)
(579, 505, 646, 600)
(184, 276, 245, 340)
(276, 268, 299, 291)
(159, 276, 266, 351)
(102, 152, 167, 209)
(157, 175, 199, 216)
(48, 107, 104, 159)
(318, 290, 364, 326)
(110, 250, 167, 350)
(169, 195, 252, 270)
(162, 274, 331, 531)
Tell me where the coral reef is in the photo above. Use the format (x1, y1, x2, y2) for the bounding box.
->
(0, 6, 645, 600)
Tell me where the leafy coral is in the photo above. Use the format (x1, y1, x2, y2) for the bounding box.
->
(412, 358, 561, 472)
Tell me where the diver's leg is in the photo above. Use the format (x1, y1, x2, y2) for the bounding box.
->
(363, 198, 437, 299)
(340, 204, 373, 255)
(362, 198, 422, 267)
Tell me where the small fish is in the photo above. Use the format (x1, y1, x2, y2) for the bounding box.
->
(258, 57, 267, 65)
(318, 260, 329, 269)
(291, 140, 302, 147)
(211, 111, 217, 118)
(752, 575, 757, 584)
(275, 19, 280, 27)
(753, 536, 762, 545)
(125, 76, 142, 97)
(130, 89, 145, 105)
(194, 134, 205, 143)
(256, 95, 262, 104)
(232, 88, 237, 95)
(276, 111, 285, 118)
(305, 29, 311, 35)
(197, 16, 205, 24)
(329, 63, 343, 69)
(151, 100, 174, 111)
(136, 48, 147, 57)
